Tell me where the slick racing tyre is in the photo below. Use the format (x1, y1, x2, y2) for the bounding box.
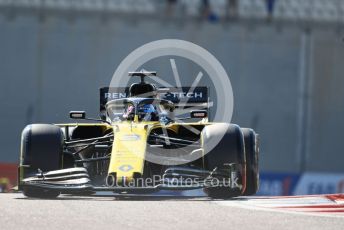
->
(241, 128, 259, 196)
(202, 123, 245, 199)
(20, 124, 64, 198)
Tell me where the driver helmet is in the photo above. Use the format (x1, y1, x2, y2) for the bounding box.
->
(139, 104, 158, 121)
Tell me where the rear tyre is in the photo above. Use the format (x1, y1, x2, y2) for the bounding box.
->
(242, 128, 259, 196)
(20, 124, 63, 198)
(202, 123, 245, 199)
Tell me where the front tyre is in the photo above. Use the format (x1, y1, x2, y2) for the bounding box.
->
(20, 124, 63, 198)
(242, 128, 259, 196)
(202, 123, 245, 199)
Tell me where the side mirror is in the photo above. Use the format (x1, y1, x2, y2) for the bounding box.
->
(70, 111, 86, 119)
(190, 110, 207, 119)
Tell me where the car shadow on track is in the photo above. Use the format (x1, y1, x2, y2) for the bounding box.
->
(14, 193, 210, 201)
(14, 192, 250, 201)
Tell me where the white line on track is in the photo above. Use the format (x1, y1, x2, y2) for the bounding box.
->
(214, 196, 344, 218)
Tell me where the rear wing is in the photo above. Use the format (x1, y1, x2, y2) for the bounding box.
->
(99, 86, 209, 120)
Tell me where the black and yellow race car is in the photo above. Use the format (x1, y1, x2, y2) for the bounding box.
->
(18, 71, 259, 199)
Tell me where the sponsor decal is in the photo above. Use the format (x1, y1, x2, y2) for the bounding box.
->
(118, 164, 134, 172)
(294, 173, 344, 195)
(257, 172, 300, 196)
(119, 134, 141, 141)
(257, 172, 344, 196)
(104, 92, 127, 100)
(100, 86, 208, 107)
(158, 87, 208, 103)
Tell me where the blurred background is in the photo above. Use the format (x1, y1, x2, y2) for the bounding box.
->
(0, 0, 344, 195)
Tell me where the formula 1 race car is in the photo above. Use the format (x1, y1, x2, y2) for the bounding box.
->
(18, 71, 259, 199)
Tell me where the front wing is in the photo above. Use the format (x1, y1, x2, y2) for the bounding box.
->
(21, 164, 243, 194)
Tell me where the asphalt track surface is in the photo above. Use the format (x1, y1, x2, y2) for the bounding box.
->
(1, 193, 344, 230)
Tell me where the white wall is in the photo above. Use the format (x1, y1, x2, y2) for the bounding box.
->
(0, 13, 343, 173)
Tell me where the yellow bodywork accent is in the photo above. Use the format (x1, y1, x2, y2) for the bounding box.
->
(55, 121, 213, 184)
(108, 123, 149, 183)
